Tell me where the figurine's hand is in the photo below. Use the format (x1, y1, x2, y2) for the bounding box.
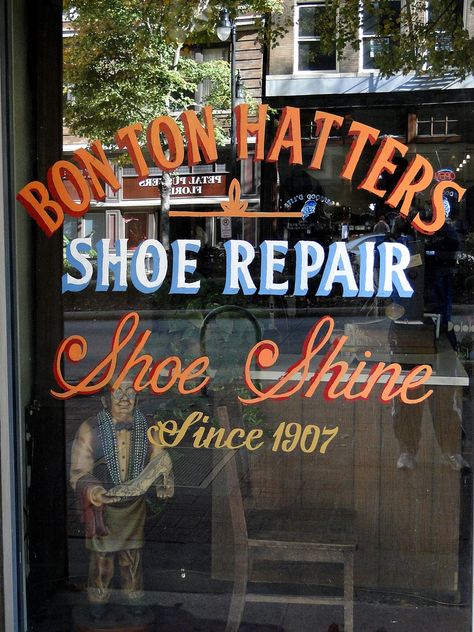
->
(89, 486, 117, 507)
(156, 473, 174, 499)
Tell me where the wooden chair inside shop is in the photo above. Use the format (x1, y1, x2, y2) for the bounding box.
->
(216, 406, 357, 632)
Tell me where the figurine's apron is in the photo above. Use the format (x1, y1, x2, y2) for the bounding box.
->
(86, 453, 146, 553)
(86, 498, 146, 553)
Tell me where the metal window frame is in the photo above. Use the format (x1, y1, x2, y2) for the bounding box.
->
(0, 1, 23, 630)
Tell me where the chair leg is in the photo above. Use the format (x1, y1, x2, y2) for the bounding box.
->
(226, 545, 248, 632)
(343, 550, 354, 632)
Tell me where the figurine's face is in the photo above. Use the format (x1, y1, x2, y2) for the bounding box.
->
(110, 384, 137, 421)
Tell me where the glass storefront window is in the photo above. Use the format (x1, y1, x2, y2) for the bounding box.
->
(5, 3, 474, 632)
(40, 104, 474, 632)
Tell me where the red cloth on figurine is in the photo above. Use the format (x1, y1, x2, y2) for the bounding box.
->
(75, 477, 109, 538)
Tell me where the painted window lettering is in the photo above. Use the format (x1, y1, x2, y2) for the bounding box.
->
(63, 238, 413, 299)
(18, 106, 465, 237)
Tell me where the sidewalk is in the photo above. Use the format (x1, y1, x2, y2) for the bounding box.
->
(36, 586, 471, 632)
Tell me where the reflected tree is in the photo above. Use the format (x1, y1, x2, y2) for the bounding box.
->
(64, 0, 286, 246)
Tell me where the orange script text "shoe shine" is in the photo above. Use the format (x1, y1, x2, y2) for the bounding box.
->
(51, 312, 432, 406)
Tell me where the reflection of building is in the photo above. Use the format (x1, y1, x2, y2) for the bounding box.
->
(62, 14, 264, 251)
(60, 158, 261, 248)
(1, 3, 474, 631)
(263, 1, 474, 245)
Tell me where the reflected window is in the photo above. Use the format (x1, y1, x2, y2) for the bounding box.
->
(416, 110, 459, 137)
(296, 3, 337, 71)
(361, 1, 401, 70)
(122, 212, 149, 249)
(81, 212, 105, 249)
(427, 0, 464, 52)
(63, 215, 78, 242)
(195, 46, 228, 107)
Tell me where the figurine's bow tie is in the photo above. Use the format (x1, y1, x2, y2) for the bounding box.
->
(114, 421, 134, 431)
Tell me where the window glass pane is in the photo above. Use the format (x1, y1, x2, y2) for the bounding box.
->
(417, 121, 432, 136)
(428, 0, 463, 23)
(21, 3, 474, 631)
(447, 119, 458, 135)
(299, 41, 336, 71)
(416, 108, 460, 137)
(202, 47, 227, 61)
(122, 213, 149, 249)
(63, 216, 78, 241)
(362, 35, 392, 69)
(298, 5, 324, 37)
(193, 164, 214, 174)
(433, 120, 447, 135)
(82, 212, 105, 249)
(362, 8, 377, 35)
(362, 37, 377, 68)
(363, 1, 400, 36)
(107, 213, 117, 242)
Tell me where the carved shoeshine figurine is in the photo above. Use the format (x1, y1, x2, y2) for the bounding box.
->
(70, 382, 174, 605)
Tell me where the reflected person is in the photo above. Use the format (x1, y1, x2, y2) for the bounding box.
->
(425, 217, 460, 347)
(373, 214, 390, 234)
(70, 383, 174, 605)
(394, 387, 469, 471)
